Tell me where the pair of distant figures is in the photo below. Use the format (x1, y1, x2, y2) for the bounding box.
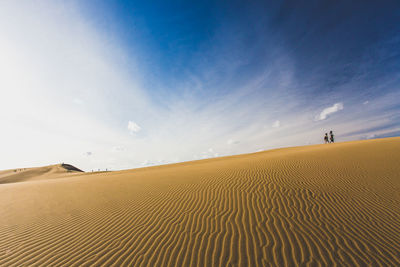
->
(324, 131, 335, 144)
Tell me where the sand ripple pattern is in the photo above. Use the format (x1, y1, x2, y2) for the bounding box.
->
(1, 138, 400, 266)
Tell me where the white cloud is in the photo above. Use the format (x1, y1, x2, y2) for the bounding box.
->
(141, 160, 154, 166)
(227, 139, 239, 145)
(199, 148, 220, 159)
(272, 120, 280, 128)
(363, 101, 369, 105)
(366, 134, 376, 139)
(317, 102, 344, 121)
(128, 121, 141, 133)
(111, 146, 125, 152)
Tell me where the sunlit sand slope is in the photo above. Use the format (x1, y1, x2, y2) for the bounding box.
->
(0, 164, 83, 184)
(0, 137, 400, 266)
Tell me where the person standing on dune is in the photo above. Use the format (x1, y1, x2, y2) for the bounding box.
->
(324, 133, 329, 144)
(330, 130, 335, 143)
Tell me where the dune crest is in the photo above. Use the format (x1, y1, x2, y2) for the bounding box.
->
(0, 163, 83, 184)
(0, 137, 400, 266)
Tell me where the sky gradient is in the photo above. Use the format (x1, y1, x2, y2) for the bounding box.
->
(1, 0, 399, 171)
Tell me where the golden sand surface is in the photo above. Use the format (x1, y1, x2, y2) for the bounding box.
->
(0, 164, 83, 184)
(0, 137, 399, 266)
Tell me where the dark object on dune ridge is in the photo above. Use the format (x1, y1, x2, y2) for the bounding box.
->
(61, 164, 84, 172)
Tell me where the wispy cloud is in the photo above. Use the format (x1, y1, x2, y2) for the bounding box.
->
(317, 103, 344, 121)
(227, 139, 239, 145)
(128, 121, 141, 134)
(112, 146, 125, 152)
(272, 120, 280, 128)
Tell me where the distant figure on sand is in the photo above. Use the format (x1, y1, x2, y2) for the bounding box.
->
(330, 130, 335, 143)
(324, 133, 329, 144)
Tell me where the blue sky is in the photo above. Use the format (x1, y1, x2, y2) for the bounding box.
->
(1, 0, 399, 171)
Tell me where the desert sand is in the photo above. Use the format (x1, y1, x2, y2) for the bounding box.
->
(0, 164, 83, 184)
(0, 137, 399, 266)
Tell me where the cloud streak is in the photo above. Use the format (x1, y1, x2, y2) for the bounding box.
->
(128, 121, 141, 133)
(317, 103, 344, 121)
(272, 120, 281, 128)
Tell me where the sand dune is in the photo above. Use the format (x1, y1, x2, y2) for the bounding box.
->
(0, 164, 83, 184)
(1, 137, 400, 266)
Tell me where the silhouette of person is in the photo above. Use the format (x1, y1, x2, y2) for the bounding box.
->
(329, 130, 335, 143)
(324, 133, 329, 144)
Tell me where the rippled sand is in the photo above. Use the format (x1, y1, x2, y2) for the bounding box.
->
(1, 137, 399, 266)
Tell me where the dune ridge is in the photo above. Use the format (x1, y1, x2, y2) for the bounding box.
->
(0, 164, 83, 184)
(0, 137, 400, 266)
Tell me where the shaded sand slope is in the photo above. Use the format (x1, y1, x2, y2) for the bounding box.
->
(1, 137, 400, 266)
(0, 164, 83, 184)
